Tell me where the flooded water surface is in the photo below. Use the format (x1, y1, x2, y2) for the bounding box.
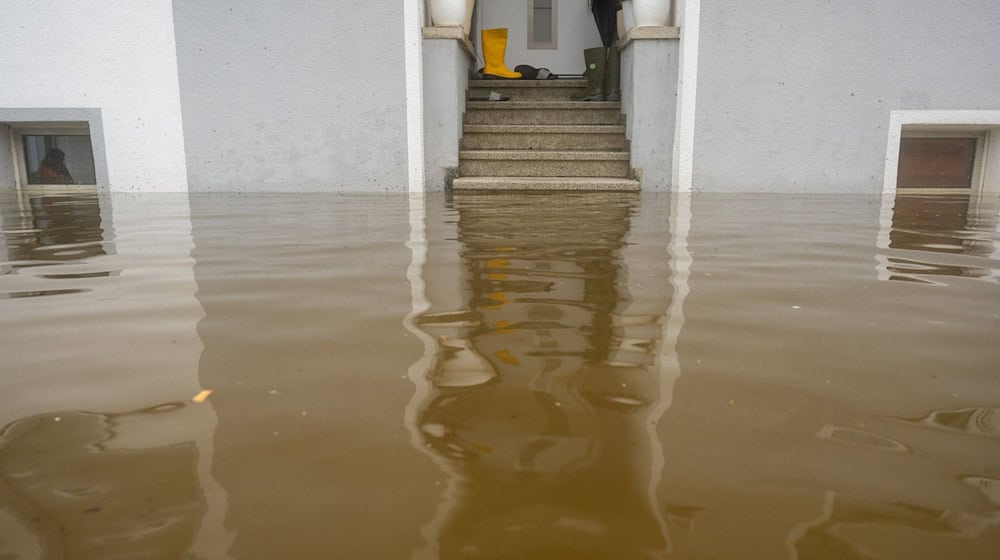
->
(1, 190, 999, 559)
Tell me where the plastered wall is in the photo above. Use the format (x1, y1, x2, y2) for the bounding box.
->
(692, 1, 1000, 192)
(0, 0, 189, 192)
(423, 39, 472, 190)
(622, 38, 679, 191)
(172, 1, 410, 192)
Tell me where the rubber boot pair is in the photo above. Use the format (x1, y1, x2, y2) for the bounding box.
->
(481, 28, 521, 79)
(571, 46, 620, 101)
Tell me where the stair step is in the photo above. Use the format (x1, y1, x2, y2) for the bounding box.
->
(469, 79, 589, 101)
(452, 176, 640, 192)
(462, 124, 627, 150)
(465, 101, 622, 125)
(464, 124, 625, 134)
(459, 150, 630, 178)
(460, 150, 629, 160)
(468, 79, 588, 88)
(467, 101, 619, 110)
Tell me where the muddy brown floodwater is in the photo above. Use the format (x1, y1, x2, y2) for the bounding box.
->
(0, 190, 998, 559)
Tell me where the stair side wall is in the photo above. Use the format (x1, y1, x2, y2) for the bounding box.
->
(622, 38, 680, 191)
(423, 37, 473, 191)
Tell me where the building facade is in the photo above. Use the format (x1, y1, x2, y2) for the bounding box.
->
(1, 0, 998, 195)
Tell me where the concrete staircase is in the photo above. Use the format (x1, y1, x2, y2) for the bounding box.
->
(451, 79, 640, 191)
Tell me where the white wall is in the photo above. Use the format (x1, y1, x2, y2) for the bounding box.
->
(478, 0, 602, 74)
(0, 0, 189, 192)
(691, 0, 1000, 193)
(172, 1, 410, 192)
(622, 39, 679, 190)
(423, 38, 473, 189)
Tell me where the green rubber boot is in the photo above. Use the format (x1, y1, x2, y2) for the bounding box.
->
(571, 47, 607, 101)
(603, 46, 621, 102)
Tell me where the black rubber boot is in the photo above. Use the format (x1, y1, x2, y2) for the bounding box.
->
(571, 47, 607, 101)
(603, 46, 621, 102)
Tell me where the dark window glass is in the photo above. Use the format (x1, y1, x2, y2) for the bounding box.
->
(532, 0, 553, 45)
(23, 134, 97, 185)
(897, 137, 977, 188)
(528, 0, 555, 49)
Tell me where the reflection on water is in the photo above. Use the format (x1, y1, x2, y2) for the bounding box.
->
(882, 194, 1000, 283)
(1, 189, 999, 559)
(0, 406, 204, 559)
(0, 189, 228, 560)
(788, 483, 1000, 560)
(668, 193, 1000, 559)
(409, 193, 673, 558)
(1, 192, 109, 265)
(186, 194, 435, 559)
(0, 189, 116, 298)
(895, 406, 1000, 436)
(815, 423, 910, 453)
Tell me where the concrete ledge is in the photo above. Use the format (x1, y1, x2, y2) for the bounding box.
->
(422, 26, 475, 60)
(453, 177, 640, 191)
(469, 79, 587, 88)
(619, 25, 680, 48)
(467, 101, 621, 110)
(460, 150, 629, 161)
(464, 124, 626, 134)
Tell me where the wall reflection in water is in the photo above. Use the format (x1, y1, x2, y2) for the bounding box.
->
(4, 189, 999, 559)
(0, 189, 227, 559)
(880, 194, 1000, 284)
(408, 193, 677, 559)
(0, 406, 204, 559)
(673, 194, 1000, 559)
(787, 480, 1000, 560)
(187, 193, 437, 560)
(0, 189, 113, 293)
(0, 191, 110, 264)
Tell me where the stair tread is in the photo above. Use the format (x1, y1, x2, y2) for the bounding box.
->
(460, 150, 629, 160)
(453, 176, 640, 191)
(464, 124, 626, 133)
(467, 101, 620, 110)
(469, 79, 587, 88)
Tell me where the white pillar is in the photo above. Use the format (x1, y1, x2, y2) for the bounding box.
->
(405, 0, 427, 192)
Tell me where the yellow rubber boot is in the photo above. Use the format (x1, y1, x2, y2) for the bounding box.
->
(481, 28, 521, 79)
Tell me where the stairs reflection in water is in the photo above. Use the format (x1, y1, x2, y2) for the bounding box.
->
(412, 192, 673, 558)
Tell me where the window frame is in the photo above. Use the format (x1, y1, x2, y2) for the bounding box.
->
(882, 110, 1000, 198)
(896, 129, 987, 194)
(1, 108, 108, 194)
(11, 122, 97, 189)
(527, 0, 557, 50)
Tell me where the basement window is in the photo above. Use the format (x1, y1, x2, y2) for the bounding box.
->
(528, 0, 557, 50)
(13, 125, 97, 186)
(897, 135, 980, 190)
